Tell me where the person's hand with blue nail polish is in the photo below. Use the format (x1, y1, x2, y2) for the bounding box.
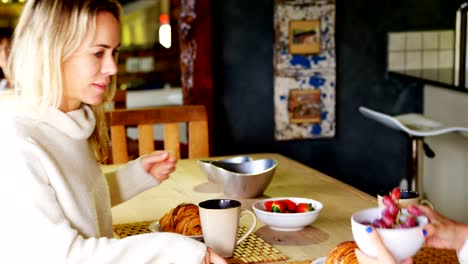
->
(415, 205, 468, 252)
(352, 205, 468, 263)
(354, 226, 413, 264)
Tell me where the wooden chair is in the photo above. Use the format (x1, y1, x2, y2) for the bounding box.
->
(112, 89, 127, 109)
(106, 105, 209, 164)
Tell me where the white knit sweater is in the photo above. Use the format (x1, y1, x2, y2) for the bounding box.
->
(0, 103, 206, 263)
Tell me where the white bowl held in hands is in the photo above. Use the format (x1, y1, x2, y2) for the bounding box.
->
(252, 197, 323, 231)
(351, 207, 428, 261)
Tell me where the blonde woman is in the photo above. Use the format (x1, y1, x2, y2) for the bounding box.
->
(0, 1, 226, 263)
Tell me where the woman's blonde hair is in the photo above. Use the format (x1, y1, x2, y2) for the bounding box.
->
(9, 0, 121, 163)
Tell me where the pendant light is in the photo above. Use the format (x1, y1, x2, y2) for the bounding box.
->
(159, 0, 171, 49)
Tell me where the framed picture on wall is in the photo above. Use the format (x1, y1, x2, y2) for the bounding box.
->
(288, 89, 321, 124)
(289, 20, 321, 54)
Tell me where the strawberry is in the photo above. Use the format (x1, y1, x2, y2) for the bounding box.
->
(295, 203, 315, 213)
(264, 201, 274, 211)
(280, 199, 297, 212)
(270, 200, 287, 213)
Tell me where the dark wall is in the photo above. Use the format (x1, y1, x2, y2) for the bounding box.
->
(211, 0, 465, 196)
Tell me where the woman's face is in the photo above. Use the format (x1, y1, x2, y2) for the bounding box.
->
(61, 11, 120, 112)
(0, 37, 10, 72)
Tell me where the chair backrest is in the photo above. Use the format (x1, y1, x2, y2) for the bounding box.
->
(113, 89, 127, 109)
(106, 105, 209, 164)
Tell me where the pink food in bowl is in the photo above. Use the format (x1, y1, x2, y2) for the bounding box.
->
(351, 207, 428, 261)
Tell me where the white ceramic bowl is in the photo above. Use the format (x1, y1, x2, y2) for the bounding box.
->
(252, 197, 323, 231)
(351, 207, 428, 261)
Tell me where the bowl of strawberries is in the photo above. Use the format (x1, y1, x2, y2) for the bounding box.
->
(252, 197, 323, 231)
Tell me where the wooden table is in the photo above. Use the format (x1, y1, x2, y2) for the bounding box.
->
(105, 153, 377, 263)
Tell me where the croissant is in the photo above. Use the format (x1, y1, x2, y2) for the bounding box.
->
(174, 204, 199, 222)
(159, 208, 176, 232)
(325, 241, 358, 264)
(175, 214, 202, 236)
(159, 203, 203, 236)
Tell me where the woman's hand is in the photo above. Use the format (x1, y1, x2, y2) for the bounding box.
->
(139, 151, 177, 182)
(354, 226, 412, 264)
(203, 247, 227, 264)
(417, 205, 468, 251)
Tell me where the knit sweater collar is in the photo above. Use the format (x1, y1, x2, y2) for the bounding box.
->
(41, 105, 96, 140)
(0, 95, 97, 140)
(19, 104, 96, 140)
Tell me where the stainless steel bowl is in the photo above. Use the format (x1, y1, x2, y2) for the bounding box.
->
(210, 159, 277, 198)
(197, 156, 253, 183)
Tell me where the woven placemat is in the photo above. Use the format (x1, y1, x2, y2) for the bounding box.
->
(113, 221, 153, 238)
(113, 221, 289, 264)
(412, 247, 459, 264)
(297, 246, 460, 264)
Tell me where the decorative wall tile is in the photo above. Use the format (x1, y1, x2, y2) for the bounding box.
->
(387, 30, 454, 71)
(388, 51, 405, 70)
(274, 0, 336, 140)
(439, 50, 454, 68)
(274, 72, 335, 140)
(422, 32, 439, 50)
(274, 2, 336, 72)
(439, 30, 454, 49)
(422, 50, 438, 69)
(388, 33, 405, 51)
(405, 51, 422, 69)
(406, 32, 422, 51)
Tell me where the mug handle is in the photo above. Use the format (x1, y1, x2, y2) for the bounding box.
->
(420, 199, 434, 209)
(236, 209, 257, 245)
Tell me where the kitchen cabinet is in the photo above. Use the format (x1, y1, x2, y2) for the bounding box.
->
(389, 69, 468, 94)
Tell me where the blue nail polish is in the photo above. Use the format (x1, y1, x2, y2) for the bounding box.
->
(365, 226, 373, 233)
(422, 229, 427, 236)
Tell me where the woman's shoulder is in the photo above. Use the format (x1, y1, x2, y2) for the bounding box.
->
(0, 98, 41, 136)
(0, 110, 38, 136)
